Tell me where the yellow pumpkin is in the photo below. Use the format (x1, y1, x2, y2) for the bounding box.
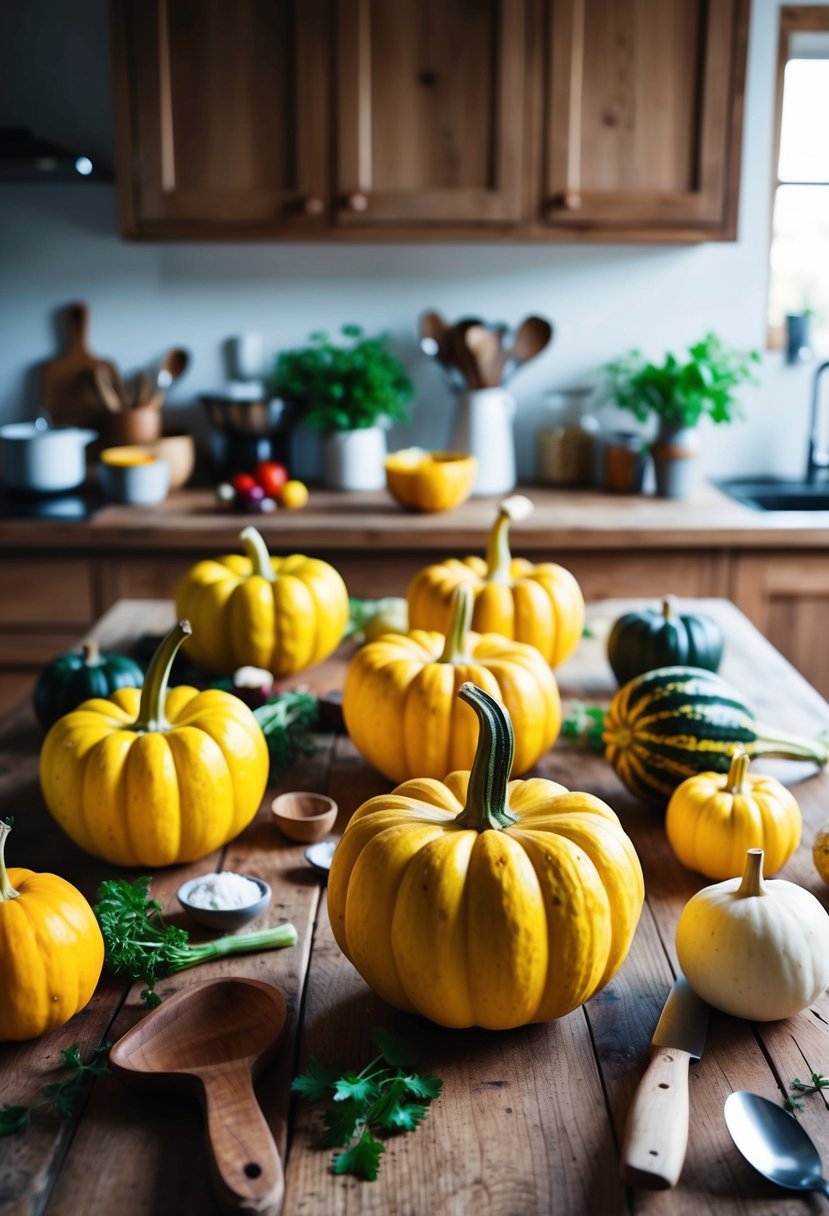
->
(406, 495, 584, 667)
(39, 621, 269, 868)
(0, 819, 104, 1041)
(665, 749, 802, 880)
(343, 583, 560, 782)
(329, 682, 644, 1030)
(174, 525, 349, 677)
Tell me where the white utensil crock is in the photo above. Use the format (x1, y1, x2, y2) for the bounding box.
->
(0, 423, 98, 493)
(323, 426, 387, 491)
(451, 388, 517, 495)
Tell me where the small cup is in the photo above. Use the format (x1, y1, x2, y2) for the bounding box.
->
(99, 446, 170, 505)
(176, 874, 271, 931)
(272, 791, 338, 843)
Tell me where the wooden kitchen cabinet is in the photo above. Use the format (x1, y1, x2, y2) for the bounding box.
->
(111, 0, 750, 241)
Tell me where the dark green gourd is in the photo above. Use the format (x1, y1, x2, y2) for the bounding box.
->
(607, 598, 724, 686)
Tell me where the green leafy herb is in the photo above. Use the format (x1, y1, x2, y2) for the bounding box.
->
(94, 875, 298, 1007)
(345, 596, 408, 644)
(0, 1042, 111, 1137)
(562, 702, 607, 752)
(291, 1027, 442, 1180)
(253, 690, 321, 780)
(270, 325, 414, 434)
(787, 1071, 829, 1112)
(602, 332, 761, 430)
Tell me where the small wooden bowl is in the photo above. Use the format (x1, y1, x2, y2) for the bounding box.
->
(272, 791, 338, 843)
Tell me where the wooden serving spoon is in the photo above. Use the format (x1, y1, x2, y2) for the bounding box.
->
(510, 316, 554, 376)
(110, 977, 287, 1215)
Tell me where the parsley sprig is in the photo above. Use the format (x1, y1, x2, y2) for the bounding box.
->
(94, 875, 297, 1007)
(253, 691, 320, 780)
(787, 1071, 829, 1112)
(561, 702, 607, 752)
(292, 1027, 442, 1180)
(0, 1042, 111, 1137)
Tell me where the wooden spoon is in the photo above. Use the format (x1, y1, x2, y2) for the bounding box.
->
(509, 316, 554, 378)
(110, 977, 287, 1215)
(464, 325, 504, 389)
(157, 346, 190, 391)
(418, 310, 450, 364)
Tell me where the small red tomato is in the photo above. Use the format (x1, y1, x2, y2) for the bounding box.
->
(255, 460, 289, 498)
(231, 473, 257, 495)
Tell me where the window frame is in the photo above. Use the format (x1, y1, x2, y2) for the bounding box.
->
(768, 6, 829, 350)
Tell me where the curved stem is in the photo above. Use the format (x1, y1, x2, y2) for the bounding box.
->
(453, 683, 516, 832)
(241, 526, 276, 582)
(438, 584, 473, 664)
(726, 749, 751, 794)
(752, 724, 829, 765)
(661, 597, 675, 622)
(484, 495, 534, 584)
(0, 820, 19, 901)
(82, 640, 100, 667)
(736, 848, 765, 898)
(132, 620, 192, 733)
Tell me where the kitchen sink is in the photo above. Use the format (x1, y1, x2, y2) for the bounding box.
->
(717, 477, 829, 512)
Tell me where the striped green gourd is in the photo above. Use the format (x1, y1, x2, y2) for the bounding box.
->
(603, 666, 829, 807)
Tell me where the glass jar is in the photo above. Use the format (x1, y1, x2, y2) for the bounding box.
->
(535, 387, 599, 487)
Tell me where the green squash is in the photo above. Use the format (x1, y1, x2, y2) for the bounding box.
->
(604, 665, 829, 807)
(607, 598, 724, 686)
(33, 642, 144, 730)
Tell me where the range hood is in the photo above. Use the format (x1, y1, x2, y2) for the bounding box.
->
(0, 127, 111, 182)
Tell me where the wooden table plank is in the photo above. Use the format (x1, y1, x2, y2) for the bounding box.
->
(1, 598, 829, 1216)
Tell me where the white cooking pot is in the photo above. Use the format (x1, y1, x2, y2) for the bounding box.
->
(0, 422, 98, 493)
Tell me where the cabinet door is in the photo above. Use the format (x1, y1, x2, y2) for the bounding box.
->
(113, 0, 329, 235)
(539, 0, 749, 237)
(334, 0, 527, 227)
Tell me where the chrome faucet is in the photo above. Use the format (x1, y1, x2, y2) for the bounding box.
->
(806, 360, 829, 482)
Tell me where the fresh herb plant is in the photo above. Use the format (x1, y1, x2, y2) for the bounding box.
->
(292, 1027, 443, 1180)
(561, 702, 607, 752)
(94, 875, 298, 1007)
(271, 325, 414, 433)
(0, 1042, 111, 1137)
(252, 690, 320, 779)
(787, 1071, 829, 1112)
(602, 332, 760, 429)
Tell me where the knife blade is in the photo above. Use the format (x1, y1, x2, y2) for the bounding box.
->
(620, 973, 710, 1190)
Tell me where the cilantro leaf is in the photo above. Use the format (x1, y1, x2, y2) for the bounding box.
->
(331, 1131, 385, 1181)
(0, 1106, 30, 1137)
(333, 1074, 377, 1105)
(403, 1073, 443, 1100)
(372, 1026, 418, 1068)
(321, 1098, 364, 1148)
(386, 1102, 428, 1131)
(291, 1056, 344, 1102)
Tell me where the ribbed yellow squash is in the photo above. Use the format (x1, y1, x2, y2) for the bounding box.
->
(39, 621, 269, 868)
(329, 683, 644, 1030)
(406, 495, 584, 668)
(665, 749, 802, 880)
(0, 820, 104, 1041)
(343, 584, 560, 782)
(174, 526, 349, 677)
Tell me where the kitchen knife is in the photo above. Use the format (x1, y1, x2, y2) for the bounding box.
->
(620, 973, 709, 1190)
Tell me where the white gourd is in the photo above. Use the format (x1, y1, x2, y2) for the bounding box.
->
(676, 847, 829, 1021)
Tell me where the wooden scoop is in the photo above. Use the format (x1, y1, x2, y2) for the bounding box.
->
(110, 977, 287, 1215)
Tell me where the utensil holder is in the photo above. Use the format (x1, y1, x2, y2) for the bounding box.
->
(450, 388, 517, 495)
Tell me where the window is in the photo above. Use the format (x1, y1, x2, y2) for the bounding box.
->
(768, 11, 829, 353)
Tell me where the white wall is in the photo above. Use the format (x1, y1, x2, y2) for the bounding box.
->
(0, 0, 826, 484)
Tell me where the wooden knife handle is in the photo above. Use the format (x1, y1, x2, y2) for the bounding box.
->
(203, 1075, 284, 1214)
(620, 1045, 691, 1190)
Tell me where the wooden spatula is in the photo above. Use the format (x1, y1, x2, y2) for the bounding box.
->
(110, 977, 287, 1215)
(41, 302, 121, 427)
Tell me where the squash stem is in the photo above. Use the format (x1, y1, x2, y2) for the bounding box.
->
(726, 749, 750, 794)
(0, 820, 19, 901)
(82, 640, 100, 667)
(661, 597, 675, 622)
(132, 620, 192, 733)
(453, 683, 517, 832)
(736, 848, 766, 897)
(241, 526, 276, 583)
(438, 584, 472, 664)
(484, 495, 534, 585)
(752, 724, 829, 766)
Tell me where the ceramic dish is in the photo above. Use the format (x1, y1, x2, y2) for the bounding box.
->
(272, 791, 338, 843)
(305, 839, 338, 876)
(176, 874, 271, 931)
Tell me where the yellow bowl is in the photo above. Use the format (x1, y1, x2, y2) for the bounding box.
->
(385, 449, 477, 512)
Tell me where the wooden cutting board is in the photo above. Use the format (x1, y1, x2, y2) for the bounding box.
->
(41, 301, 121, 428)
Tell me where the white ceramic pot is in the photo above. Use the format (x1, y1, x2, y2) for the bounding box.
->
(450, 388, 517, 495)
(651, 424, 701, 499)
(323, 426, 387, 491)
(0, 423, 98, 493)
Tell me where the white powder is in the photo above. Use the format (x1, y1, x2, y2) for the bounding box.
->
(185, 872, 263, 911)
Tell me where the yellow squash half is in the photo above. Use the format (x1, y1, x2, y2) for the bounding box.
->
(343, 584, 561, 782)
(329, 683, 644, 1030)
(174, 526, 349, 676)
(39, 621, 269, 867)
(0, 820, 104, 1041)
(406, 495, 584, 667)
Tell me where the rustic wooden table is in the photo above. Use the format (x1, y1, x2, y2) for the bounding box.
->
(2, 598, 829, 1216)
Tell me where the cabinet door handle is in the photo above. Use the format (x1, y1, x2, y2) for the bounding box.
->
(343, 192, 369, 213)
(545, 191, 583, 214)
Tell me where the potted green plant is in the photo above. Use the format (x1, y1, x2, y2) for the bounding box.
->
(271, 325, 414, 490)
(602, 332, 760, 498)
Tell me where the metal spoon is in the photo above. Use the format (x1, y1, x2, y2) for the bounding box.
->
(724, 1090, 829, 1199)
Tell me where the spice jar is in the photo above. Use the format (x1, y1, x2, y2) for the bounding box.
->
(536, 388, 599, 487)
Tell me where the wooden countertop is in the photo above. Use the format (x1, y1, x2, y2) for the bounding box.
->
(3, 483, 829, 553)
(2, 597, 829, 1215)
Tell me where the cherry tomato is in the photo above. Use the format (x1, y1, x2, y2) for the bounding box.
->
(255, 460, 289, 498)
(231, 473, 257, 495)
